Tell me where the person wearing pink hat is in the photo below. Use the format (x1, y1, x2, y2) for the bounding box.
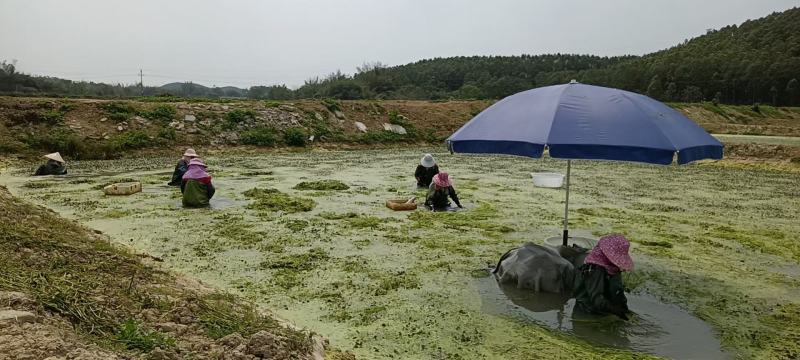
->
(424, 172, 462, 211)
(573, 234, 634, 320)
(181, 158, 215, 207)
(168, 148, 199, 186)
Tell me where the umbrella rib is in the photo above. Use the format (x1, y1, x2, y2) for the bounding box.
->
(542, 84, 573, 152)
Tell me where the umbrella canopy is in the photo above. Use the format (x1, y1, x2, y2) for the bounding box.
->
(448, 81, 723, 164)
(447, 81, 723, 246)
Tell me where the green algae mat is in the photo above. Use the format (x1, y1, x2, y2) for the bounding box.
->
(2, 148, 799, 359)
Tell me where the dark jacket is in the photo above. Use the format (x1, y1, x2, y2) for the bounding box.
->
(415, 164, 439, 187)
(424, 183, 461, 210)
(168, 159, 189, 186)
(573, 264, 629, 319)
(34, 160, 67, 176)
(181, 178, 215, 207)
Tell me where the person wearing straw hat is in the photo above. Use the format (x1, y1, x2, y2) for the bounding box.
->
(414, 153, 439, 188)
(181, 158, 215, 207)
(424, 172, 462, 211)
(573, 234, 634, 320)
(168, 148, 199, 186)
(34, 152, 67, 176)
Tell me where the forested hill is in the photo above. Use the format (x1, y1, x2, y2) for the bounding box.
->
(298, 7, 800, 105)
(1, 7, 798, 105)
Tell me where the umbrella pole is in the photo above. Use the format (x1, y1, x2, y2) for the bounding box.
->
(562, 160, 571, 246)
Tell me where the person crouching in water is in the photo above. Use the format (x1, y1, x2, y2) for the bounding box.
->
(573, 234, 633, 320)
(34, 152, 67, 176)
(424, 172, 462, 211)
(181, 158, 215, 207)
(168, 148, 198, 186)
(415, 153, 439, 188)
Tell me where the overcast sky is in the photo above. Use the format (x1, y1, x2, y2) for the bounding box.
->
(1, 0, 797, 88)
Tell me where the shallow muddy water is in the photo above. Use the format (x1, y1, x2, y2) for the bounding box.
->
(2, 148, 799, 358)
(476, 276, 727, 359)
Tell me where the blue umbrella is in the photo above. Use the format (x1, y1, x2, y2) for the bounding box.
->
(447, 81, 723, 245)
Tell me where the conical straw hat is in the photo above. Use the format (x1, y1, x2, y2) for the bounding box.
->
(44, 152, 65, 163)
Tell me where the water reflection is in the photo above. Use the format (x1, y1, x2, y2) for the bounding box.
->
(478, 276, 728, 359)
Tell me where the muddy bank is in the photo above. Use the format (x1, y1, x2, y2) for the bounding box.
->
(2, 148, 799, 358)
(0, 185, 322, 359)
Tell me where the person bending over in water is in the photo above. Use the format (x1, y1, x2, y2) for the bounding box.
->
(168, 148, 198, 186)
(34, 152, 67, 176)
(424, 172, 462, 211)
(181, 158, 215, 207)
(415, 153, 439, 188)
(573, 234, 633, 320)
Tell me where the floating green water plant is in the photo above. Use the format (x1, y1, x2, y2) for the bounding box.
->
(293, 180, 350, 191)
(243, 187, 316, 213)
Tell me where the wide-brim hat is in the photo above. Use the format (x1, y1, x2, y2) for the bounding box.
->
(432, 172, 452, 187)
(420, 153, 435, 168)
(188, 158, 206, 167)
(183, 148, 198, 157)
(597, 235, 634, 271)
(44, 152, 65, 163)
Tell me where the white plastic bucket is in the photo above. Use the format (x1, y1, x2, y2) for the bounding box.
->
(531, 172, 564, 188)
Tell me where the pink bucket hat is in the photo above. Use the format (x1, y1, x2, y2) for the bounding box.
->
(188, 158, 206, 167)
(596, 234, 634, 271)
(432, 172, 452, 187)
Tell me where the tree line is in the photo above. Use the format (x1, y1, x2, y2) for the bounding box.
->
(2, 7, 798, 105)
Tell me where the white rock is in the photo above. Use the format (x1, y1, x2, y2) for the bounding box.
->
(355, 122, 367, 133)
(117, 126, 124, 131)
(314, 112, 324, 121)
(383, 123, 407, 134)
(221, 105, 230, 110)
(308, 135, 315, 142)
(333, 110, 345, 119)
(184, 114, 197, 122)
(100, 117, 107, 122)
(0, 310, 36, 323)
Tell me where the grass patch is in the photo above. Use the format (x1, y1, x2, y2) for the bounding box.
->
(194, 292, 312, 351)
(22, 180, 58, 189)
(408, 202, 514, 235)
(284, 127, 308, 147)
(116, 319, 174, 351)
(345, 215, 384, 229)
(139, 104, 176, 122)
(319, 211, 358, 220)
(241, 127, 278, 146)
(243, 188, 316, 213)
(260, 247, 330, 271)
(293, 180, 349, 191)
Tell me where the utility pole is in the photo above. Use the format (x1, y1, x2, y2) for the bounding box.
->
(139, 69, 144, 96)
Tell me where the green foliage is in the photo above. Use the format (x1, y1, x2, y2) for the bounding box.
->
(157, 127, 177, 140)
(110, 131, 152, 150)
(225, 109, 257, 128)
(293, 180, 349, 191)
(38, 109, 66, 123)
(194, 293, 311, 351)
(321, 99, 341, 112)
(260, 248, 329, 271)
(241, 127, 277, 146)
(284, 127, 308, 147)
(116, 319, 174, 352)
(103, 102, 138, 121)
(264, 100, 281, 108)
(139, 104, 176, 121)
(751, 103, 761, 113)
(243, 188, 316, 213)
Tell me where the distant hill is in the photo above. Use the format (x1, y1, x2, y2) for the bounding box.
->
(297, 7, 800, 105)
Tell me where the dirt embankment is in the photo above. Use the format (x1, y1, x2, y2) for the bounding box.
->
(0, 185, 337, 360)
(0, 96, 799, 162)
